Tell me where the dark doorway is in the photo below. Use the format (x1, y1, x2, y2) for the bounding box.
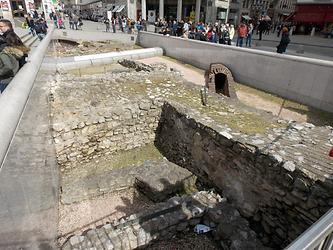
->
(215, 73, 227, 95)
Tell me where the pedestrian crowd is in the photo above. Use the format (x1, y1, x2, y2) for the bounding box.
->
(0, 19, 30, 93)
(23, 10, 48, 41)
(103, 16, 147, 34)
(154, 16, 292, 53)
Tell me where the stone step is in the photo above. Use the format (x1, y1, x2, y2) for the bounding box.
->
(61, 159, 197, 204)
(62, 190, 224, 250)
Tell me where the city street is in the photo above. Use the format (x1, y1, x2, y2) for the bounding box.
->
(23, 18, 333, 61)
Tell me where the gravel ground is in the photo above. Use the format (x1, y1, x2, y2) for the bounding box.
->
(145, 231, 221, 250)
(57, 188, 154, 246)
(48, 40, 141, 57)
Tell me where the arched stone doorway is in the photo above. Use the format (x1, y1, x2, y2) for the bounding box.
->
(204, 63, 236, 98)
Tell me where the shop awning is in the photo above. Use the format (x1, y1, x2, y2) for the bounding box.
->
(116, 5, 125, 12)
(111, 5, 119, 12)
(284, 12, 295, 22)
(242, 15, 251, 20)
(294, 12, 326, 23)
(295, 4, 333, 23)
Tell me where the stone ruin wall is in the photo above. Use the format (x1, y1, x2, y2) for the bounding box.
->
(155, 101, 333, 248)
(52, 98, 163, 172)
(63, 191, 269, 250)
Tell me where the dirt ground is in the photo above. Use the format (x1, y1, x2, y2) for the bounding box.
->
(48, 40, 141, 57)
(57, 189, 154, 246)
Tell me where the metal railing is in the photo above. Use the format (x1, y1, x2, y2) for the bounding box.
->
(285, 208, 333, 250)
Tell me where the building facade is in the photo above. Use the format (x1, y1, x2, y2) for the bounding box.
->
(0, 0, 55, 20)
(69, 0, 229, 23)
(294, 0, 333, 34)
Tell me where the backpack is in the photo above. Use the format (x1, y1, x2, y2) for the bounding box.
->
(34, 23, 46, 34)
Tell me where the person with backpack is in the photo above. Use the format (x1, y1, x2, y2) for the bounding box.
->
(34, 18, 48, 40)
(236, 23, 247, 47)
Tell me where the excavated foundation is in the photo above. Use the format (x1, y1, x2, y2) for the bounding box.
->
(47, 43, 333, 250)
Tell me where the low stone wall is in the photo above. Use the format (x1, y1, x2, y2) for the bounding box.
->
(43, 47, 163, 72)
(52, 98, 163, 172)
(62, 191, 267, 250)
(155, 101, 333, 248)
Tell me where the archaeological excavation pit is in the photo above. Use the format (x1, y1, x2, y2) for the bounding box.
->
(46, 41, 333, 250)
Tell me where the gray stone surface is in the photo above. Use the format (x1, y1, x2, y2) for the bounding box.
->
(61, 159, 196, 204)
(0, 72, 58, 249)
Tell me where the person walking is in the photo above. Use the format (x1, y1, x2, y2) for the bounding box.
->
(236, 23, 247, 47)
(34, 18, 48, 40)
(25, 16, 36, 36)
(276, 27, 290, 54)
(246, 21, 253, 47)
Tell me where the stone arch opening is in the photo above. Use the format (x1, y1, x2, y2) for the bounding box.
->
(205, 63, 236, 98)
(215, 73, 227, 95)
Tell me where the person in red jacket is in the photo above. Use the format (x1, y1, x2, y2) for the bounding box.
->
(329, 147, 333, 157)
(236, 23, 247, 47)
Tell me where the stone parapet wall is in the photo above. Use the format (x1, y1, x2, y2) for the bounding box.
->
(155, 101, 333, 248)
(52, 98, 163, 172)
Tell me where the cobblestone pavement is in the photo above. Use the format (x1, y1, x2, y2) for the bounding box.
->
(0, 72, 58, 249)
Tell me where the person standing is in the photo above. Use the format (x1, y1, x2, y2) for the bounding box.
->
(276, 27, 290, 54)
(246, 21, 253, 47)
(111, 17, 116, 33)
(236, 23, 247, 47)
(122, 17, 127, 33)
(73, 14, 79, 30)
(69, 14, 74, 29)
(51, 12, 58, 28)
(258, 18, 266, 40)
(229, 24, 235, 45)
(104, 17, 110, 32)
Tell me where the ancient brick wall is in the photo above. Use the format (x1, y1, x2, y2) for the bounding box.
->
(155, 101, 333, 249)
(52, 98, 162, 172)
